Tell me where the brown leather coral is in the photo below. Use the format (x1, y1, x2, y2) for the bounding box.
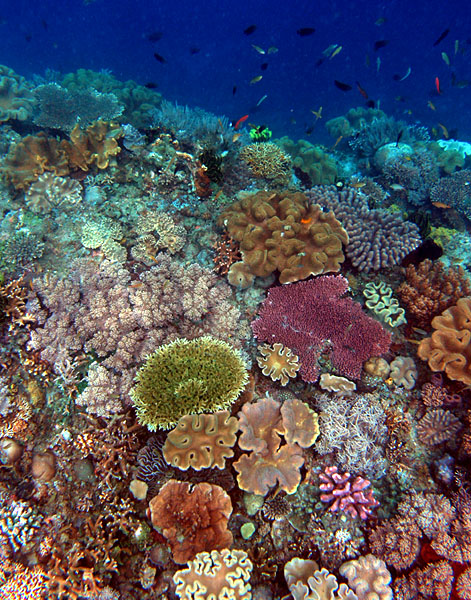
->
(418, 297, 471, 385)
(63, 120, 122, 171)
(219, 190, 348, 284)
(148, 479, 233, 564)
(162, 411, 239, 470)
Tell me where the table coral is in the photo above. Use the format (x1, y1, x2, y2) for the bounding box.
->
(418, 297, 471, 385)
(173, 548, 253, 600)
(148, 479, 233, 564)
(251, 274, 391, 383)
(256, 342, 300, 386)
(162, 411, 239, 470)
(219, 190, 348, 284)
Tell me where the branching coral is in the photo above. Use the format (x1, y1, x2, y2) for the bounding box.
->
(131, 336, 248, 430)
(319, 466, 379, 520)
(239, 142, 292, 185)
(162, 411, 238, 470)
(220, 190, 348, 284)
(251, 274, 391, 383)
(148, 479, 233, 564)
(418, 297, 471, 385)
(256, 342, 300, 386)
(173, 549, 253, 600)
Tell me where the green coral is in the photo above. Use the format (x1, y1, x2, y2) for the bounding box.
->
(326, 106, 386, 138)
(363, 281, 406, 328)
(277, 136, 337, 184)
(131, 336, 249, 430)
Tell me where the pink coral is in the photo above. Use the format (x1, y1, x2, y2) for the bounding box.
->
(319, 465, 379, 520)
(252, 275, 391, 382)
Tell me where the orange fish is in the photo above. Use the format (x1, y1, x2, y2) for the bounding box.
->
(300, 217, 312, 224)
(213, 189, 223, 201)
(331, 135, 343, 150)
(431, 201, 451, 209)
(435, 76, 441, 94)
(438, 122, 449, 138)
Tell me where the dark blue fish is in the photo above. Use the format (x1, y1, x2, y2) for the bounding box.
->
(433, 28, 450, 47)
(189, 47, 200, 55)
(260, 62, 268, 71)
(334, 80, 352, 91)
(146, 31, 163, 43)
(374, 39, 389, 51)
(244, 25, 257, 35)
(297, 27, 315, 36)
(153, 52, 166, 64)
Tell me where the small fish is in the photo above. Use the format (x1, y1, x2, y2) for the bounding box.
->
(256, 94, 268, 106)
(455, 39, 460, 55)
(153, 52, 166, 64)
(375, 17, 387, 26)
(428, 100, 436, 110)
(25, 33, 32, 42)
(395, 95, 406, 102)
(334, 80, 352, 91)
(365, 54, 371, 68)
(390, 183, 405, 191)
(260, 62, 268, 71)
(331, 135, 343, 150)
(322, 43, 338, 57)
(396, 130, 404, 146)
(433, 28, 450, 47)
(399, 66, 412, 81)
(146, 31, 163, 42)
(315, 57, 326, 67)
(297, 27, 315, 36)
(305, 126, 314, 135)
(311, 106, 323, 120)
(144, 82, 158, 89)
(267, 46, 278, 54)
(234, 114, 249, 130)
(432, 201, 451, 209)
(441, 52, 450, 66)
(244, 25, 257, 35)
(252, 44, 266, 54)
(129, 282, 144, 288)
(351, 181, 366, 189)
(356, 81, 369, 99)
(329, 45, 343, 59)
(300, 217, 313, 224)
(232, 85, 237, 95)
(250, 75, 263, 84)
(374, 39, 389, 51)
(232, 133, 242, 143)
(366, 99, 376, 108)
(376, 56, 381, 72)
(438, 122, 449, 138)
(189, 47, 200, 55)
(214, 189, 223, 201)
(435, 76, 442, 94)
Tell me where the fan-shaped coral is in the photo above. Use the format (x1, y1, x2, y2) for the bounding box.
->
(219, 190, 348, 284)
(131, 336, 248, 430)
(256, 342, 300, 386)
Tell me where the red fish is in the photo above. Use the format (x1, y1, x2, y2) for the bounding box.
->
(435, 76, 442, 94)
(234, 114, 249, 130)
(356, 81, 369, 99)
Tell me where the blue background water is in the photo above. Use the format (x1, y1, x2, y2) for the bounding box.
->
(2, 0, 471, 142)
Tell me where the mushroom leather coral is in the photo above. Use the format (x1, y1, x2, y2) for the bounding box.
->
(148, 479, 233, 564)
(418, 297, 471, 385)
(219, 190, 348, 284)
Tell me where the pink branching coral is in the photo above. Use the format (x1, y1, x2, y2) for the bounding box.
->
(251, 275, 391, 382)
(27, 253, 246, 416)
(319, 465, 379, 520)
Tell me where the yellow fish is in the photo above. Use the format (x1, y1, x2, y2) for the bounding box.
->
(350, 181, 366, 189)
(251, 44, 265, 55)
(311, 106, 323, 120)
(322, 44, 338, 57)
(438, 122, 449, 139)
(441, 52, 450, 66)
(232, 133, 242, 143)
(250, 75, 263, 84)
(428, 100, 436, 111)
(329, 45, 343, 59)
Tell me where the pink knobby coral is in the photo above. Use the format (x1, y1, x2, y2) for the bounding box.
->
(319, 465, 379, 520)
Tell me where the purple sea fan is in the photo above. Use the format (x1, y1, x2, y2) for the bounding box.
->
(251, 275, 391, 382)
(319, 465, 379, 520)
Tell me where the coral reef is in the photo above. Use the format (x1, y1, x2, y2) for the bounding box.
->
(25, 172, 82, 213)
(319, 466, 380, 520)
(418, 297, 471, 385)
(339, 554, 393, 600)
(81, 217, 126, 262)
(256, 342, 300, 386)
(430, 170, 471, 219)
(0, 65, 35, 122)
(239, 142, 292, 185)
(416, 409, 462, 445)
(131, 336, 248, 430)
(389, 356, 417, 390)
(319, 373, 356, 395)
(220, 190, 348, 284)
(252, 274, 391, 382)
(131, 210, 186, 262)
(363, 281, 406, 327)
(284, 557, 357, 600)
(277, 136, 338, 185)
(308, 186, 421, 271)
(148, 479, 233, 563)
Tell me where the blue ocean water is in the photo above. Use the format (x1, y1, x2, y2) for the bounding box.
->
(2, 0, 471, 142)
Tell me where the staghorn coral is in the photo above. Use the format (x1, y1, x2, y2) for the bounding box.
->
(25, 172, 82, 213)
(284, 558, 357, 600)
(339, 554, 392, 600)
(319, 466, 380, 520)
(397, 260, 471, 328)
(389, 356, 417, 390)
(162, 411, 239, 470)
(173, 548, 253, 600)
(27, 254, 245, 417)
(256, 342, 300, 386)
(233, 396, 318, 496)
(148, 479, 233, 564)
(416, 408, 462, 445)
(0, 499, 42, 553)
(418, 297, 471, 385)
(131, 336, 248, 430)
(220, 190, 348, 284)
(239, 142, 292, 185)
(251, 274, 391, 383)
(308, 186, 421, 272)
(0, 65, 35, 123)
(363, 281, 406, 328)
(0, 562, 47, 600)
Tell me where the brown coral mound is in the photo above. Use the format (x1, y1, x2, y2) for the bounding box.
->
(148, 479, 233, 564)
(219, 190, 348, 284)
(418, 297, 471, 385)
(397, 260, 471, 328)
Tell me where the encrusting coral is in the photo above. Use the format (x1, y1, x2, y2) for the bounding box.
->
(131, 336, 248, 430)
(148, 479, 233, 564)
(256, 342, 300, 386)
(162, 410, 239, 470)
(219, 190, 348, 284)
(418, 297, 471, 385)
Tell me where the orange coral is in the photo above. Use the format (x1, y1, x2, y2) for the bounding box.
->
(162, 411, 239, 470)
(256, 342, 300, 386)
(418, 297, 471, 385)
(219, 190, 348, 284)
(397, 260, 471, 328)
(148, 479, 233, 564)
